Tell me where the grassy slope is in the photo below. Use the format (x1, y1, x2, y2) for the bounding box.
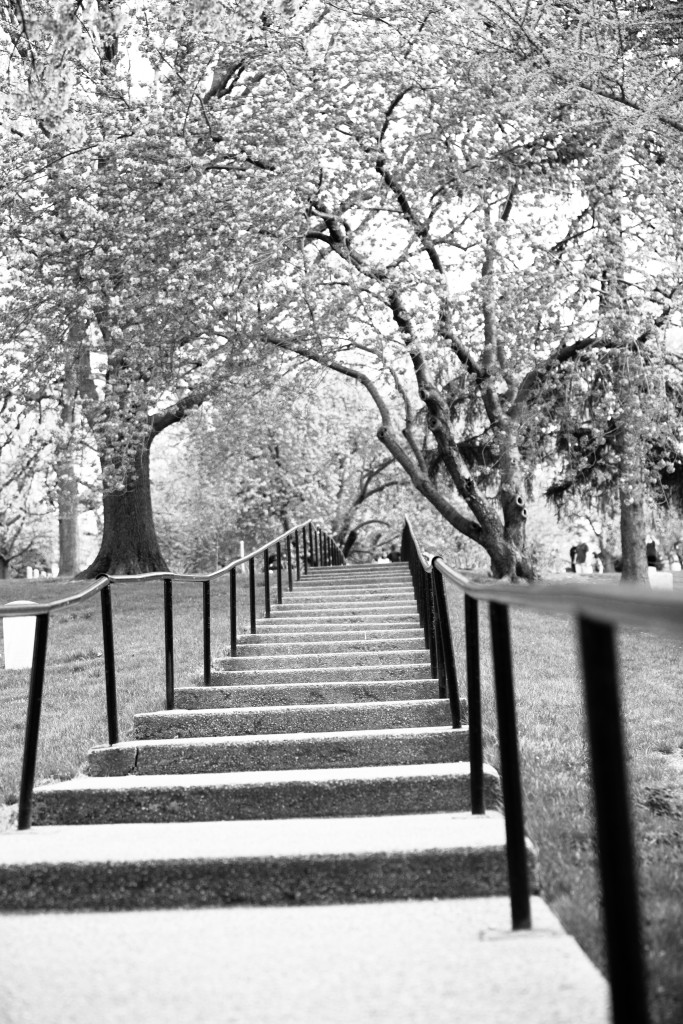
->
(0, 574, 253, 804)
(1, 570, 681, 1022)
(448, 574, 683, 1024)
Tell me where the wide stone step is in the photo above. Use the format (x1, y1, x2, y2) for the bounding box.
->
(307, 565, 409, 573)
(281, 588, 416, 602)
(32, 762, 500, 826)
(210, 663, 432, 686)
(87, 726, 470, 776)
(261, 612, 420, 626)
(0, 812, 526, 910)
(250, 622, 423, 638)
(134, 699, 451, 740)
(233, 635, 427, 655)
(217, 649, 430, 671)
(177, 679, 442, 709)
(273, 601, 417, 614)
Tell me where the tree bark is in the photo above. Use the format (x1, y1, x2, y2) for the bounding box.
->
(77, 435, 168, 577)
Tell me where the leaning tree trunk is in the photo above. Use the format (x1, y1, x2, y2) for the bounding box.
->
(77, 436, 168, 577)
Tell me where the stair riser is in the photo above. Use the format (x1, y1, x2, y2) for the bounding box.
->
(216, 651, 430, 671)
(175, 681, 445, 708)
(233, 637, 427, 654)
(0, 847, 517, 911)
(291, 590, 414, 600)
(134, 702, 452, 740)
(87, 730, 470, 776)
(210, 664, 432, 685)
(32, 773, 499, 826)
(250, 623, 422, 637)
(240, 627, 425, 642)
(261, 614, 420, 626)
(273, 603, 417, 614)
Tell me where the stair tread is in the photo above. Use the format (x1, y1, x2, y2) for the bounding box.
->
(35, 761, 497, 793)
(0, 812, 509, 865)
(97, 724, 461, 751)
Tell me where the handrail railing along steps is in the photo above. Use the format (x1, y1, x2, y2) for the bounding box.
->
(0, 536, 610, 1024)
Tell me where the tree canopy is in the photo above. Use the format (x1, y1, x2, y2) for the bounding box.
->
(2, 0, 683, 578)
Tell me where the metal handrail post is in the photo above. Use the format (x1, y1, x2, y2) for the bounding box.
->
(579, 617, 648, 1024)
(489, 601, 531, 930)
(202, 581, 211, 686)
(17, 613, 50, 830)
(464, 595, 485, 814)
(263, 549, 271, 618)
(100, 585, 118, 742)
(425, 574, 437, 677)
(433, 566, 461, 728)
(164, 580, 175, 710)
(286, 535, 293, 591)
(230, 567, 237, 657)
(249, 557, 256, 633)
(276, 541, 283, 604)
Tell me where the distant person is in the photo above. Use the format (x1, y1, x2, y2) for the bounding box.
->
(375, 551, 391, 564)
(387, 544, 401, 562)
(569, 544, 578, 573)
(646, 536, 663, 570)
(574, 541, 591, 575)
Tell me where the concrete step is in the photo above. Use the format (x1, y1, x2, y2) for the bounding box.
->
(210, 663, 433, 686)
(134, 699, 452, 740)
(250, 622, 423, 638)
(177, 679, 443, 709)
(0, 897, 610, 1024)
(281, 588, 416, 601)
(216, 649, 430, 671)
(233, 636, 427, 655)
(261, 612, 420, 626)
(32, 762, 500, 825)
(0, 812, 528, 910)
(272, 602, 417, 614)
(305, 566, 410, 577)
(86, 726, 470, 776)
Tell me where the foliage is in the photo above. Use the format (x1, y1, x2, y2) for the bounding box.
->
(152, 373, 411, 570)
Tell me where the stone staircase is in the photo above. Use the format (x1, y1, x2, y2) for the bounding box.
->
(1, 563, 513, 910)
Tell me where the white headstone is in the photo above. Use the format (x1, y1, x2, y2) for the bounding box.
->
(3, 602, 38, 669)
(649, 569, 674, 591)
(25, 567, 32, 579)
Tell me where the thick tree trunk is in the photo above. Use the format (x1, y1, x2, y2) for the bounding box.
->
(78, 436, 168, 577)
(0, 556, 9, 580)
(619, 492, 648, 583)
(57, 457, 80, 576)
(616, 368, 649, 584)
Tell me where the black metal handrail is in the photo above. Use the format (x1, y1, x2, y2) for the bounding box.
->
(401, 515, 655, 1024)
(0, 519, 344, 831)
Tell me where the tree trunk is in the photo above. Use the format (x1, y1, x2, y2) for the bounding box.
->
(57, 455, 80, 577)
(616, 361, 649, 584)
(0, 556, 9, 580)
(619, 492, 648, 583)
(78, 436, 168, 577)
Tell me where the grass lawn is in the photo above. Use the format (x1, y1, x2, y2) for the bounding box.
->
(1, 569, 681, 1022)
(0, 572, 255, 806)
(447, 572, 683, 1024)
